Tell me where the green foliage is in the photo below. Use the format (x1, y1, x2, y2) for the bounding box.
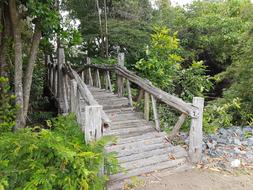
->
(136, 27, 182, 92)
(0, 114, 118, 190)
(203, 98, 241, 133)
(136, 27, 212, 100)
(0, 77, 16, 133)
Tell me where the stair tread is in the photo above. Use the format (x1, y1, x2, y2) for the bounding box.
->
(110, 157, 187, 182)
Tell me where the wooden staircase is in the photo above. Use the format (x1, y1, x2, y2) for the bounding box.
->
(88, 86, 189, 190)
(47, 49, 204, 190)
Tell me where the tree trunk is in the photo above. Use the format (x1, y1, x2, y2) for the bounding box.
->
(95, 0, 105, 57)
(23, 25, 42, 118)
(104, 0, 109, 58)
(9, 0, 25, 130)
(0, 4, 11, 78)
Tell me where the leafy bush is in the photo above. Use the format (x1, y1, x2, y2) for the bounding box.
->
(0, 114, 118, 190)
(135, 27, 212, 132)
(0, 77, 16, 133)
(203, 98, 241, 133)
(136, 27, 212, 101)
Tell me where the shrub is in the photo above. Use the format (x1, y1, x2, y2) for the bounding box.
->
(0, 114, 118, 190)
(0, 77, 16, 133)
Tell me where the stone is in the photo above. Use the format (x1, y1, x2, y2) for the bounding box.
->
(235, 127, 243, 136)
(217, 138, 227, 144)
(233, 138, 242, 146)
(206, 140, 217, 149)
(242, 141, 248, 146)
(234, 147, 246, 155)
(230, 159, 241, 168)
(247, 138, 253, 146)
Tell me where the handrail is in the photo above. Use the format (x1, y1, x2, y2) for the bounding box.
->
(47, 59, 111, 127)
(78, 64, 199, 118)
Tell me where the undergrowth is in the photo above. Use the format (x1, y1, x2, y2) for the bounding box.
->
(0, 114, 119, 190)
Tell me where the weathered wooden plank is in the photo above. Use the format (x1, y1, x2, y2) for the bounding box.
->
(106, 137, 165, 153)
(151, 95, 160, 131)
(109, 158, 186, 182)
(104, 126, 154, 137)
(117, 148, 167, 163)
(70, 80, 78, 114)
(189, 97, 204, 163)
(84, 105, 102, 143)
(67, 65, 111, 126)
(126, 79, 133, 106)
(88, 68, 93, 86)
(168, 113, 187, 140)
(96, 69, 101, 88)
(117, 53, 124, 96)
(121, 154, 173, 171)
(57, 48, 68, 113)
(144, 91, 150, 121)
(78, 63, 198, 117)
(106, 71, 113, 92)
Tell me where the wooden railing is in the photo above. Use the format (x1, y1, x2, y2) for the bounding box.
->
(46, 49, 204, 163)
(46, 48, 110, 144)
(77, 53, 204, 163)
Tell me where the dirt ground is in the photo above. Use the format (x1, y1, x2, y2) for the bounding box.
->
(134, 168, 253, 190)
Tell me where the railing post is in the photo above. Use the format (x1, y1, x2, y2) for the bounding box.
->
(70, 79, 78, 114)
(151, 95, 160, 131)
(144, 91, 150, 121)
(84, 105, 102, 143)
(87, 57, 93, 86)
(57, 48, 68, 114)
(189, 97, 204, 163)
(117, 53, 124, 96)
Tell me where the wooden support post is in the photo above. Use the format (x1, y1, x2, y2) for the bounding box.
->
(117, 53, 124, 96)
(70, 79, 78, 114)
(168, 113, 187, 140)
(151, 95, 160, 131)
(46, 55, 51, 87)
(57, 48, 68, 114)
(96, 69, 101, 88)
(53, 64, 57, 96)
(189, 97, 204, 163)
(81, 71, 84, 82)
(144, 91, 150, 121)
(86, 58, 93, 86)
(84, 105, 102, 143)
(106, 71, 112, 92)
(88, 68, 93, 86)
(126, 79, 133, 106)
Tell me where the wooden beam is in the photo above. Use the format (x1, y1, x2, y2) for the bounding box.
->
(106, 71, 112, 92)
(144, 91, 150, 121)
(117, 53, 124, 96)
(167, 113, 187, 140)
(57, 48, 69, 114)
(189, 97, 204, 163)
(77, 63, 198, 117)
(151, 95, 160, 131)
(96, 69, 101, 88)
(70, 79, 78, 114)
(126, 79, 133, 106)
(88, 68, 93, 86)
(84, 105, 102, 143)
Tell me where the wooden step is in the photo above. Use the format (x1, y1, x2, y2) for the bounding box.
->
(114, 132, 166, 145)
(104, 126, 155, 137)
(106, 136, 165, 153)
(115, 142, 169, 157)
(109, 157, 187, 182)
(118, 148, 169, 163)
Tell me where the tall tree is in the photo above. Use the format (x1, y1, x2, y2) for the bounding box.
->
(7, 0, 59, 129)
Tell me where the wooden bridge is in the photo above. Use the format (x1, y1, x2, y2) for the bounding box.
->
(46, 48, 204, 189)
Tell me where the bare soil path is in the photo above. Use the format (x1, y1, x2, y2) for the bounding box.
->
(134, 168, 253, 190)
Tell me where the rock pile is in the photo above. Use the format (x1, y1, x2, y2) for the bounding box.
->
(179, 126, 253, 170)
